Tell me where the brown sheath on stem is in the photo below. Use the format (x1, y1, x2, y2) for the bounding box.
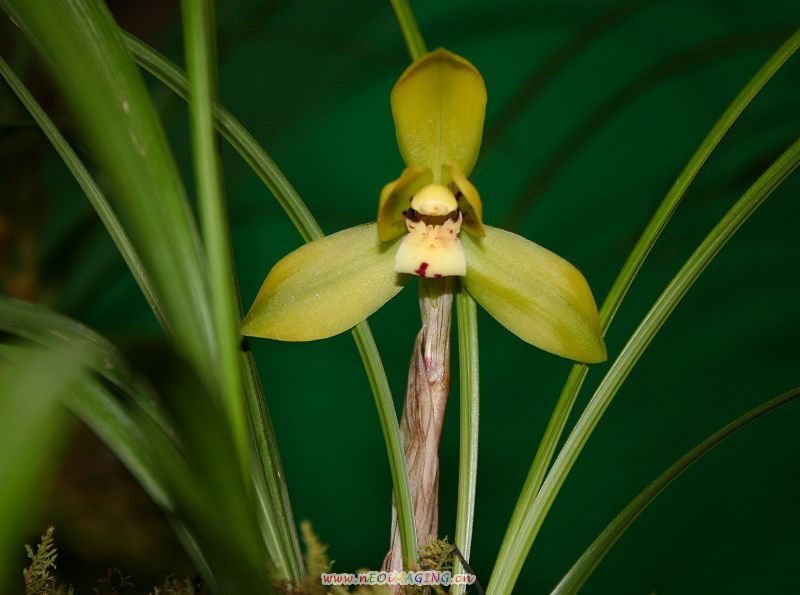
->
(383, 276, 453, 572)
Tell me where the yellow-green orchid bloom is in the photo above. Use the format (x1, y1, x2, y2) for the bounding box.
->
(242, 49, 606, 364)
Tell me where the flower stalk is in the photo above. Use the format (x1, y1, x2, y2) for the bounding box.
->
(383, 277, 454, 572)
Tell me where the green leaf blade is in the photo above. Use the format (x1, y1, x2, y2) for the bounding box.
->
(124, 31, 418, 569)
(123, 32, 324, 243)
(0, 56, 165, 329)
(180, 0, 251, 502)
(452, 286, 480, 594)
(1, 0, 216, 383)
(552, 387, 800, 595)
(488, 136, 800, 595)
(0, 348, 73, 590)
(489, 28, 800, 595)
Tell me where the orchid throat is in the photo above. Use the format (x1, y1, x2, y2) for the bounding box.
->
(396, 183, 465, 278)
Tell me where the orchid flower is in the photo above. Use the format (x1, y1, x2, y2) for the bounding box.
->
(242, 49, 606, 364)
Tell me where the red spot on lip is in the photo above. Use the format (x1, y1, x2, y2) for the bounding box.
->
(415, 262, 429, 277)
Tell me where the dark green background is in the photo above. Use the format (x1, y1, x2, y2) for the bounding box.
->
(3, 0, 799, 592)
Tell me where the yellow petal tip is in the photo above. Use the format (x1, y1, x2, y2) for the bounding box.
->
(242, 224, 407, 342)
(463, 226, 606, 363)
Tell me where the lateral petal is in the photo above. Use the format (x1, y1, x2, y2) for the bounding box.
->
(391, 48, 487, 178)
(242, 224, 408, 341)
(446, 161, 485, 237)
(462, 226, 606, 363)
(377, 166, 432, 241)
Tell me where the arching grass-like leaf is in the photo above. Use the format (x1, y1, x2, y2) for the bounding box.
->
(0, 296, 273, 589)
(124, 32, 418, 566)
(452, 285, 480, 595)
(0, 0, 216, 385)
(0, 56, 164, 329)
(551, 387, 800, 595)
(490, 29, 800, 595)
(180, 0, 250, 503)
(488, 134, 800, 594)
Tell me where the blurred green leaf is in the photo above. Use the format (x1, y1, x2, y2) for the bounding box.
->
(0, 0, 216, 386)
(0, 299, 186, 544)
(0, 296, 171, 436)
(1, 0, 307, 580)
(0, 297, 274, 590)
(0, 342, 173, 510)
(124, 32, 323, 243)
(145, 348, 272, 593)
(0, 55, 165, 328)
(180, 0, 250, 511)
(0, 347, 73, 591)
(124, 31, 417, 567)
